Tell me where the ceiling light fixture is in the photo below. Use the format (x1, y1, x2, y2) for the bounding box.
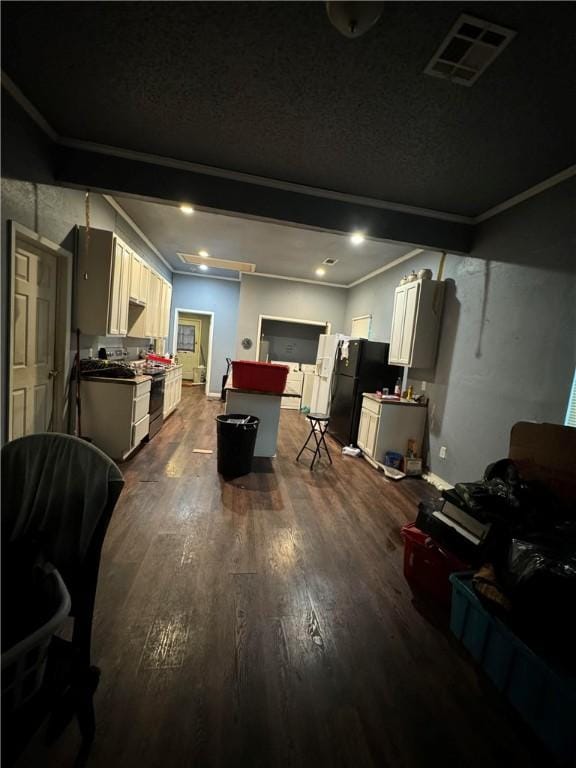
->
(180, 204, 194, 215)
(315, 268, 326, 277)
(198, 249, 209, 258)
(326, 1, 384, 39)
(350, 232, 365, 245)
(199, 264, 208, 271)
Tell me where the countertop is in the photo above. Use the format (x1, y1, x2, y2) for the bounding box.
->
(362, 392, 427, 407)
(225, 382, 301, 398)
(82, 374, 152, 385)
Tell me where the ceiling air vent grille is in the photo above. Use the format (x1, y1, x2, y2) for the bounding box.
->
(424, 14, 516, 86)
(322, 258, 339, 266)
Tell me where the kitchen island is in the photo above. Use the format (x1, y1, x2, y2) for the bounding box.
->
(224, 382, 300, 457)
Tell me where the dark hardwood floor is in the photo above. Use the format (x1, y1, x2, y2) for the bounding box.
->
(18, 389, 539, 767)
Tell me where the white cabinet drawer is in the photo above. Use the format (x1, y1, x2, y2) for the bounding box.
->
(134, 380, 151, 398)
(362, 397, 381, 416)
(133, 392, 150, 424)
(132, 414, 150, 447)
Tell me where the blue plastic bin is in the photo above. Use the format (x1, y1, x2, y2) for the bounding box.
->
(450, 572, 576, 765)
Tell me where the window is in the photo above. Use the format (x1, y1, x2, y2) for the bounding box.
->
(565, 369, 576, 428)
(177, 324, 195, 352)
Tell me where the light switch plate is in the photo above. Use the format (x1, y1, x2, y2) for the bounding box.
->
(439, 446, 447, 459)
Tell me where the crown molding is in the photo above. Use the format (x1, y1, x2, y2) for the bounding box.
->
(474, 165, 576, 223)
(103, 195, 172, 272)
(245, 272, 348, 289)
(347, 249, 425, 287)
(1, 70, 59, 141)
(4, 69, 574, 262)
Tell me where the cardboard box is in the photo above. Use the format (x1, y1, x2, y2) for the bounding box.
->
(403, 457, 423, 476)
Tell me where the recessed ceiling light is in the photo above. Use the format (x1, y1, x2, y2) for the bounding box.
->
(199, 263, 208, 271)
(315, 268, 326, 277)
(198, 249, 209, 258)
(180, 204, 194, 215)
(350, 232, 365, 245)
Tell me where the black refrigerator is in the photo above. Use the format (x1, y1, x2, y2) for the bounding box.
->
(328, 340, 402, 446)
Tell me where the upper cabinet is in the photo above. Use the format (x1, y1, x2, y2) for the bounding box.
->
(77, 226, 171, 338)
(388, 279, 445, 369)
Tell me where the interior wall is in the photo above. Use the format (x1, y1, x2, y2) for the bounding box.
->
(169, 275, 240, 394)
(261, 319, 326, 364)
(1, 178, 173, 441)
(236, 274, 347, 360)
(344, 178, 576, 485)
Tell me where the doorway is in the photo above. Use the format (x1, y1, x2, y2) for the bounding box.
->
(172, 308, 214, 395)
(8, 222, 72, 440)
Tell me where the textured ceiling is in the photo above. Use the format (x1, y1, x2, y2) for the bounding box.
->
(114, 196, 415, 283)
(2, 2, 575, 216)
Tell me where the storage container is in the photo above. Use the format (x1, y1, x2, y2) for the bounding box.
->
(450, 572, 576, 765)
(400, 524, 470, 605)
(232, 361, 289, 394)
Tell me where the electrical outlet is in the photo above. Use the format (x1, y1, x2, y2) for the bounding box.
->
(421, 380, 427, 392)
(439, 446, 447, 459)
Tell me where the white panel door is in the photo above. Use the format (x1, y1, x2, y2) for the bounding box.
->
(11, 243, 57, 439)
(129, 253, 141, 302)
(119, 244, 131, 335)
(140, 262, 150, 305)
(357, 408, 370, 451)
(399, 282, 420, 364)
(108, 239, 124, 335)
(389, 287, 407, 363)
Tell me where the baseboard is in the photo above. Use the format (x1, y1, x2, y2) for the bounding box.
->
(207, 392, 223, 399)
(423, 471, 453, 491)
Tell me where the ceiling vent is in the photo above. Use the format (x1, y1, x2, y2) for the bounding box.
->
(177, 252, 256, 272)
(424, 14, 516, 86)
(322, 257, 339, 266)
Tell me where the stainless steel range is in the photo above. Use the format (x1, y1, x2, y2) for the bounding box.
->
(142, 366, 166, 440)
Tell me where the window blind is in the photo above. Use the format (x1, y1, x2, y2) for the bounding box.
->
(565, 369, 576, 428)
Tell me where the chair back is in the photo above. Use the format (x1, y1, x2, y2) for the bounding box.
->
(1, 433, 124, 641)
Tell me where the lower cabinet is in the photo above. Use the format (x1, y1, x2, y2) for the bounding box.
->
(81, 378, 151, 461)
(163, 365, 183, 418)
(282, 370, 303, 410)
(357, 405, 380, 458)
(358, 394, 428, 465)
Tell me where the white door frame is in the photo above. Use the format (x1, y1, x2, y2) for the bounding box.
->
(255, 314, 331, 362)
(173, 308, 214, 396)
(8, 221, 73, 438)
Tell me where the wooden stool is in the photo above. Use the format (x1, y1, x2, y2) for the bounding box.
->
(296, 413, 332, 470)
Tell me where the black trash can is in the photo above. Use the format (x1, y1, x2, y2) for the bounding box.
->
(216, 414, 260, 478)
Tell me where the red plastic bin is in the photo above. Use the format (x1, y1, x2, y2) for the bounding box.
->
(401, 523, 470, 605)
(231, 360, 289, 394)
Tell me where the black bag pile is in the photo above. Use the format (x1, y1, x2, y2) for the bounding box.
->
(423, 458, 576, 672)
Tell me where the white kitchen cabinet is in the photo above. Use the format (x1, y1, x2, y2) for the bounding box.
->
(129, 253, 148, 305)
(162, 282, 172, 338)
(358, 394, 427, 466)
(81, 377, 151, 461)
(163, 365, 183, 418)
(388, 279, 445, 369)
(145, 273, 161, 338)
(357, 399, 380, 458)
(77, 228, 132, 337)
(77, 227, 166, 338)
(140, 262, 150, 306)
(129, 252, 141, 303)
(282, 370, 303, 410)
